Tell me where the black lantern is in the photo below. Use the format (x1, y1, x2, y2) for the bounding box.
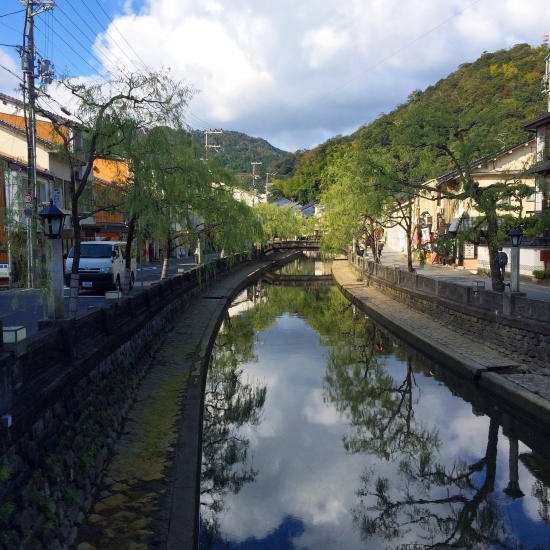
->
(507, 227, 524, 248)
(37, 199, 67, 239)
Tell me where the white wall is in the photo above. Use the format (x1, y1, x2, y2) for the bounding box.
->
(385, 224, 407, 255)
(477, 245, 546, 276)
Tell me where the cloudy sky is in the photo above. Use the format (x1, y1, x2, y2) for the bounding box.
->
(1, 0, 549, 152)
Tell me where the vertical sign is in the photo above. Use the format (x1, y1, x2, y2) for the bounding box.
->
(463, 243, 475, 259)
(52, 188, 63, 208)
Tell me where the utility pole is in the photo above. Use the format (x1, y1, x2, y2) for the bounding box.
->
(21, 0, 55, 287)
(251, 161, 261, 195)
(204, 129, 222, 159)
(265, 172, 275, 202)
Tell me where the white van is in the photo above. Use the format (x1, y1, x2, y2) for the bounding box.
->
(64, 241, 136, 291)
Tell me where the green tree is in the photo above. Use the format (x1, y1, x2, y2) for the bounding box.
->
(254, 202, 310, 242)
(39, 68, 192, 314)
(404, 94, 535, 290)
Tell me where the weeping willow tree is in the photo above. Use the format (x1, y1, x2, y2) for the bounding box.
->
(253, 201, 311, 242)
(121, 128, 263, 283)
(37, 67, 193, 314)
(318, 143, 387, 256)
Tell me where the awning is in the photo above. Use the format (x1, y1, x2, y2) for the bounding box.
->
(528, 161, 550, 175)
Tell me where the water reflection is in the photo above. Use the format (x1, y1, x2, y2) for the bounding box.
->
(200, 262, 550, 549)
(201, 311, 268, 545)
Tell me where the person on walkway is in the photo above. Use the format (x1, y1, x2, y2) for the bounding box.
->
(377, 240, 384, 258)
(498, 247, 508, 281)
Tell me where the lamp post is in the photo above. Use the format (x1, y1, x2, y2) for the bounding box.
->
(507, 227, 524, 293)
(38, 200, 67, 319)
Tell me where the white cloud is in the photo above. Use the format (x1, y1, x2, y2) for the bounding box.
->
(0, 50, 20, 95)
(302, 27, 350, 69)
(2, 0, 549, 151)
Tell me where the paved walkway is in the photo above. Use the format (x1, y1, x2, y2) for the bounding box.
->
(332, 258, 550, 411)
(373, 247, 550, 302)
(75, 252, 299, 550)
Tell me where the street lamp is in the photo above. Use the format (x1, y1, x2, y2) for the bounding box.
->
(507, 227, 524, 293)
(38, 200, 67, 318)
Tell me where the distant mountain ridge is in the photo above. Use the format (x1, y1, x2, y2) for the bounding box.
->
(188, 129, 289, 172)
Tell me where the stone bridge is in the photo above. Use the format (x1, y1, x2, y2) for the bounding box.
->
(269, 240, 320, 250)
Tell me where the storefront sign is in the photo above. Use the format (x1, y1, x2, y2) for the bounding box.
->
(464, 243, 475, 259)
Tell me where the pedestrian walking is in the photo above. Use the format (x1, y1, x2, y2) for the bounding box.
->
(498, 247, 508, 281)
(377, 240, 384, 258)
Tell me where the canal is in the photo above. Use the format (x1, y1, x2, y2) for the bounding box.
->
(199, 259, 550, 549)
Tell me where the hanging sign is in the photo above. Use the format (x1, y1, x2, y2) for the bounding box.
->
(23, 194, 33, 204)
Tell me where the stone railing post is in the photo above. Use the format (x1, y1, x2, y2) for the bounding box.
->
(502, 293, 512, 316)
(463, 286, 471, 305)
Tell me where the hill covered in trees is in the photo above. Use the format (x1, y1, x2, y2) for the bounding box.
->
(188, 129, 289, 173)
(272, 43, 549, 203)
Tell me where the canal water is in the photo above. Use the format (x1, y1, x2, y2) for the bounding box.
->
(199, 259, 550, 550)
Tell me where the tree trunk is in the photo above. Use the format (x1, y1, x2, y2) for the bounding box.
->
(68, 203, 81, 318)
(406, 204, 414, 272)
(123, 214, 137, 294)
(160, 236, 170, 279)
(485, 208, 505, 292)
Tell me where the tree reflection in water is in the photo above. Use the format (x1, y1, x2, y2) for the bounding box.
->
(201, 312, 267, 546)
(322, 310, 527, 549)
(199, 277, 550, 549)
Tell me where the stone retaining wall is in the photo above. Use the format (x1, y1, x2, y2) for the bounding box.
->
(0, 253, 256, 550)
(350, 253, 550, 375)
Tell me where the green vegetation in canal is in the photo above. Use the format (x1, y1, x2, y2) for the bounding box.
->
(78, 339, 192, 550)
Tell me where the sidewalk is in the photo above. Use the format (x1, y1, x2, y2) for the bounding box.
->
(374, 247, 550, 302)
(332, 258, 550, 413)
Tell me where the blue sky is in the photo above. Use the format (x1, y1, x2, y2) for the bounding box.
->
(2, 0, 550, 152)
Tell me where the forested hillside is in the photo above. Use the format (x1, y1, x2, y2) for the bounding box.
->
(273, 43, 548, 204)
(188, 129, 289, 173)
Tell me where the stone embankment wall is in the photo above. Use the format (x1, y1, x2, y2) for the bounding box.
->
(350, 254, 550, 375)
(0, 253, 256, 550)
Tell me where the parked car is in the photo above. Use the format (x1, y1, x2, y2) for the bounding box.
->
(64, 241, 136, 291)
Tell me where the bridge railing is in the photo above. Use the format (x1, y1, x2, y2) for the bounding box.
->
(270, 240, 320, 250)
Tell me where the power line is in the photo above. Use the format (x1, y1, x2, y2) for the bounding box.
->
(33, 22, 87, 77)
(62, 1, 219, 132)
(37, 20, 109, 81)
(0, 9, 25, 18)
(54, 2, 131, 72)
(0, 63, 24, 81)
(0, 20, 20, 33)
(90, 0, 148, 69)
(73, 0, 144, 73)
(51, 12, 111, 71)
(309, 0, 482, 107)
